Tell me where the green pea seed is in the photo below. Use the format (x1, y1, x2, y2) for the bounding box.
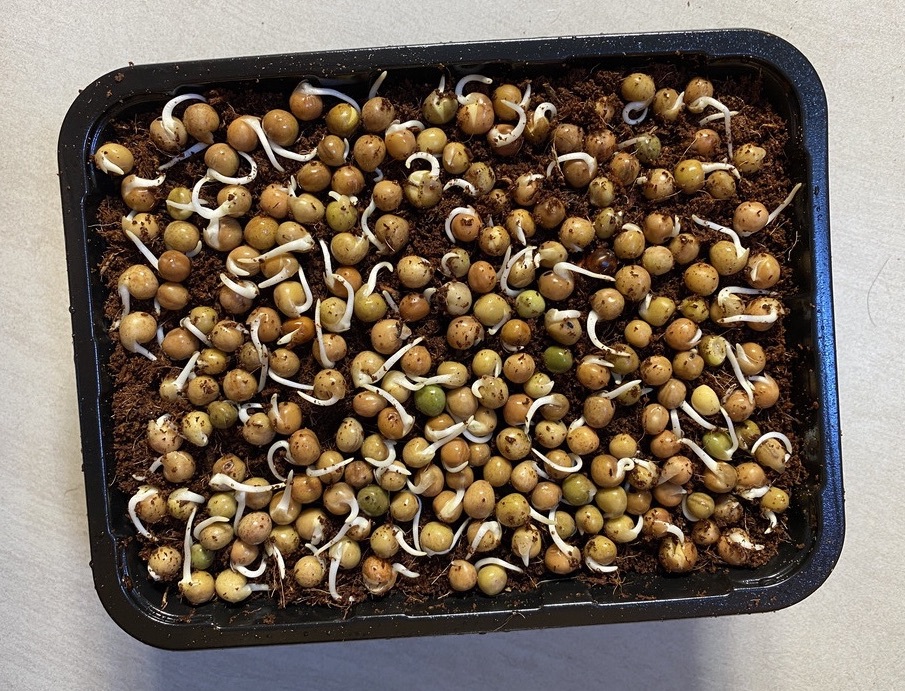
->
(414, 384, 447, 417)
(544, 346, 573, 374)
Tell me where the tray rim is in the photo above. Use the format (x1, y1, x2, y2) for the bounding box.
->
(59, 27, 843, 650)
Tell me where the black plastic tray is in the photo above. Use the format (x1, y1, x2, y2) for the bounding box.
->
(59, 29, 843, 650)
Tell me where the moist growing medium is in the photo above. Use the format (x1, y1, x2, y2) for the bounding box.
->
(93, 63, 807, 608)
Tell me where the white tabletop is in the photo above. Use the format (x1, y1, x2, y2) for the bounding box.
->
(2, 0, 900, 688)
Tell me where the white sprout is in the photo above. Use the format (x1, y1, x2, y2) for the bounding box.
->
(392, 526, 427, 557)
(443, 178, 479, 195)
(406, 475, 433, 495)
(763, 510, 779, 534)
(567, 417, 587, 435)
(444, 206, 477, 243)
(486, 311, 511, 337)
(681, 496, 700, 523)
(532, 447, 582, 474)
(252, 235, 316, 265)
(233, 555, 268, 579)
(266, 440, 289, 481)
(235, 116, 284, 172)
(123, 229, 160, 271)
(467, 521, 503, 558)
(297, 390, 342, 407)
(264, 542, 286, 580)
(121, 174, 166, 203)
(359, 440, 396, 470)
(311, 495, 360, 558)
(700, 161, 741, 180)
(179, 317, 211, 346)
(531, 461, 551, 481)
(750, 431, 793, 458)
(192, 515, 229, 541)
(368, 70, 388, 100)
(699, 109, 738, 126)
(552, 261, 615, 282)
(324, 275, 354, 332)
(423, 519, 471, 556)
(523, 394, 560, 432)
(313, 298, 334, 368)
(670, 408, 683, 438)
(439, 251, 461, 277)
(206, 150, 258, 186)
(226, 251, 252, 277)
(687, 96, 735, 157)
(511, 213, 530, 246)
(177, 506, 199, 587)
(361, 261, 394, 297)
(269, 469, 295, 516)
(586, 556, 619, 574)
(534, 102, 557, 123)
(585, 310, 608, 351)
(722, 338, 756, 402)
(546, 152, 597, 179)
(374, 463, 411, 484)
(219, 273, 259, 300)
(719, 312, 779, 326)
(385, 119, 426, 136)
(307, 456, 355, 478)
(677, 400, 718, 430)
(179, 241, 201, 261)
(442, 458, 470, 475)
(295, 80, 361, 112)
(405, 151, 440, 178)
(161, 93, 205, 136)
(455, 74, 492, 104)
(719, 407, 740, 458)
(271, 139, 319, 164)
(732, 344, 760, 374)
(411, 372, 461, 388)
(663, 523, 686, 544)
(474, 556, 524, 574)
(437, 487, 466, 523)
(169, 350, 201, 394)
(393, 563, 420, 580)
(209, 474, 285, 493)
(601, 379, 644, 400)
(258, 261, 298, 289)
(678, 438, 721, 474)
(157, 141, 210, 172)
(623, 96, 654, 125)
(361, 384, 415, 435)
(360, 198, 385, 251)
(737, 485, 771, 501)
(717, 286, 770, 309)
(365, 336, 425, 384)
(189, 176, 224, 220)
(424, 416, 471, 444)
(127, 487, 158, 538)
(382, 290, 399, 313)
(727, 529, 765, 551)
(97, 152, 127, 176)
(691, 214, 748, 259)
(489, 100, 527, 146)
(546, 507, 579, 557)
(767, 183, 803, 225)
(327, 542, 350, 601)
